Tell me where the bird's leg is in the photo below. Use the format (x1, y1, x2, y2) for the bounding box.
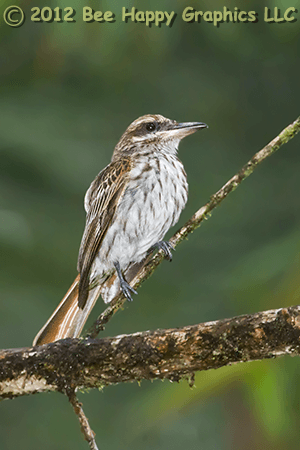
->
(151, 241, 175, 261)
(113, 261, 138, 302)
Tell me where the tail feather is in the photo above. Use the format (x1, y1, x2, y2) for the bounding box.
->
(33, 259, 147, 346)
(32, 275, 101, 346)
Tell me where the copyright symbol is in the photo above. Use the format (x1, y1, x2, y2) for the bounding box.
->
(3, 5, 25, 27)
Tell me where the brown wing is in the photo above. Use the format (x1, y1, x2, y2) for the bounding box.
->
(77, 157, 131, 308)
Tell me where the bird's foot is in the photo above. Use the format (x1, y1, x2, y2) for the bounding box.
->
(120, 279, 138, 302)
(151, 240, 175, 261)
(114, 261, 137, 302)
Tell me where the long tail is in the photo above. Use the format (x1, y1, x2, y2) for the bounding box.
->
(33, 259, 145, 346)
(32, 275, 102, 346)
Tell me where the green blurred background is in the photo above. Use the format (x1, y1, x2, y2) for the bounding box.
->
(1, 0, 300, 448)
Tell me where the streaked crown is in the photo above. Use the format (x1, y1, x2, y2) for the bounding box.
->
(113, 114, 207, 158)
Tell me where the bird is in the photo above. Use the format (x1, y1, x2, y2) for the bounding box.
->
(33, 114, 208, 346)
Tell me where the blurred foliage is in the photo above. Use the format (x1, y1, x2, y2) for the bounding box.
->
(1, 0, 300, 448)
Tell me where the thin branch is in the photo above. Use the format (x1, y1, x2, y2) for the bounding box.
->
(1, 305, 300, 399)
(68, 390, 99, 450)
(87, 116, 300, 339)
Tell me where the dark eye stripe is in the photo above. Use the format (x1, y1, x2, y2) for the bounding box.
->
(131, 121, 160, 137)
(146, 122, 156, 132)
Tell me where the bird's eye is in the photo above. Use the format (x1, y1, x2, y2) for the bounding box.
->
(146, 122, 157, 132)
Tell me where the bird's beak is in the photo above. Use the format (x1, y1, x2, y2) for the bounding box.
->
(169, 121, 208, 138)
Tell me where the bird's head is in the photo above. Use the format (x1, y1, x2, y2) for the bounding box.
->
(113, 114, 208, 158)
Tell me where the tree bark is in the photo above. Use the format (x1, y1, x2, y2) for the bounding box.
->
(1, 306, 300, 399)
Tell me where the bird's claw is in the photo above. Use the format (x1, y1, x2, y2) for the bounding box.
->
(114, 261, 138, 302)
(152, 240, 175, 261)
(120, 280, 137, 302)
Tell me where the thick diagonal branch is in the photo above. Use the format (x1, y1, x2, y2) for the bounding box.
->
(87, 116, 300, 338)
(1, 306, 300, 399)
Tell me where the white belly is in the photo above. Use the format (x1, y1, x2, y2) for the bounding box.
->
(91, 153, 188, 279)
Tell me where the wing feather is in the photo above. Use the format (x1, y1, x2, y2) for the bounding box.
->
(77, 157, 131, 308)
